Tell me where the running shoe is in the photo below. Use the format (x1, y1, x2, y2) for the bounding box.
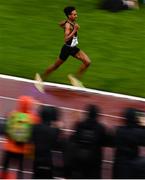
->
(68, 74, 84, 88)
(34, 73, 44, 93)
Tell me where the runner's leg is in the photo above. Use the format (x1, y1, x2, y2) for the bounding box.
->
(42, 58, 64, 80)
(74, 50, 91, 79)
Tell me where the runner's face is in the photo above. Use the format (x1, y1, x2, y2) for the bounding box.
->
(69, 10, 77, 21)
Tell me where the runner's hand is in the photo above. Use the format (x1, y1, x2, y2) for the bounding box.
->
(74, 23, 80, 31)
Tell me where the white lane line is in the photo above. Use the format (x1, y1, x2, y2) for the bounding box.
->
(0, 95, 123, 119)
(0, 166, 33, 174)
(0, 74, 145, 102)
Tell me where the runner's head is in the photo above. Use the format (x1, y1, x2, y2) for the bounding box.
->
(64, 6, 77, 21)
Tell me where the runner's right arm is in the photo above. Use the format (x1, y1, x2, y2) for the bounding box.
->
(64, 22, 79, 42)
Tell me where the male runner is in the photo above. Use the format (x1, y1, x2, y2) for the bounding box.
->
(35, 6, 91, 91)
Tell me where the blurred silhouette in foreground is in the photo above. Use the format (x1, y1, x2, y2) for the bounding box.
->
(64, 104, 108, 178)
(112, 108, 145, 178)
(0, 96, 38, 179)
(32, 105, 61, 179)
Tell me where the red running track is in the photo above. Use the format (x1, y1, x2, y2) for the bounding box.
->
(0, 74, 145, 178)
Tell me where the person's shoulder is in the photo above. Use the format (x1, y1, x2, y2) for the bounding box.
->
(50, 126, 60, 134)
(7, 110, 17, 117)
(65, 21, 73, 28)
(59, 20, 67, 29)
(96, 121, 105, 128)
(59, 20, 71, 29)
(29, 114, 40, 124)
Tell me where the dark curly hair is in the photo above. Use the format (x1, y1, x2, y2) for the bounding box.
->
(64, 6, 76, 17)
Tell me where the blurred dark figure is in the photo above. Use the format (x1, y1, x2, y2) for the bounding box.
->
(64, 104, 107, 179)
(0, 96, 38, 179)
(32, 105, 60, 179)
(0, 118, 5, 135)
(100, 0, 139, 12)
(112, 108, 145, 179)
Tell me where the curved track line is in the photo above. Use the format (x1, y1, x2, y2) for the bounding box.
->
(0, 74, 145, 102)
(0, 95, 123, 119)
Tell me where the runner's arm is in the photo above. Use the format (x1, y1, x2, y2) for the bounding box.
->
(64, 22, 79, 42)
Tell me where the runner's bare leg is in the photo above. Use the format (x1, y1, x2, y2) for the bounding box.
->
(42, 58, 64, 80)
(74, 50, 91, 79)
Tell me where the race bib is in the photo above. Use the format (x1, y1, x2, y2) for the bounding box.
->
(71, 36, 78, 47)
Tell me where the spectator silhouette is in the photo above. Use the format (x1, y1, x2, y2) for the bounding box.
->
(0, 96, 38, 179)
(32, 105, 61, 179)
(64, 104, 108, 179)
(112, 108, 145, 179)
